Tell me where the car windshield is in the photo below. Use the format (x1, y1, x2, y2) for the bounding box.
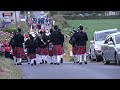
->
(115, 34, 120, 44)
(95, 30, 118, 41)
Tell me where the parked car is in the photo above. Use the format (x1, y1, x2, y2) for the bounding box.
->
(89, 28, 119, 62)
(101, 32, 120, 65)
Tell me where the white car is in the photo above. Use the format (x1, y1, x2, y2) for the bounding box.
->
(101, 32, 120, 65)
(89, 28, 118, 62)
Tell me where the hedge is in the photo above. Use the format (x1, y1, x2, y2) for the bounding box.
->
(62, 15, 120, 20)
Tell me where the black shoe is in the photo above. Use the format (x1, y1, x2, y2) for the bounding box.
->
(19, 63, 22, 65)
(28, 62, 30, 64)
(45, 61, 47, 64)
(84, 62, 87, 64)
(61, 58, 63, 63)
(17, 63, 20, 65)
(54, 63, 57, 65)
(31, 64, 33, 66)
(57, 63, 60, 65)
(79, 62, 82, 64)
(40, 62, 42, 64)
(34, 60, 36, 65)
(76, 61, 79, 63)
(42, 60, 44, 64)
(50, 62, 53, 64)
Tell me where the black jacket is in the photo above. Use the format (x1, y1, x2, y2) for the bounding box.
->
(26, 39, 36, 53)
(14, 33, 24, 48)
(50, 31, 64, 45)
(73, 31, 88, 46)
(35, 34, 48, 48)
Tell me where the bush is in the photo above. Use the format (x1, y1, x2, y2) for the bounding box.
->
(52, 15, 68, 28)
(3, 27, 15, 33)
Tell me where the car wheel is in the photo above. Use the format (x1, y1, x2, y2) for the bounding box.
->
(115, 53, 120, 65)
(102, 54, 110, 65)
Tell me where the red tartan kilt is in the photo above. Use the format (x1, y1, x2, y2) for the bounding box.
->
(37, 48, 48, 55)
(48, 50, 53, 56)
(53, 45, 63, 55)
(28, 53, 36, 59)
(72, 46, 77, 55)
(36, 48, 41, 54)
(75, 46, 86, 55)
(15, 47, 25, 58)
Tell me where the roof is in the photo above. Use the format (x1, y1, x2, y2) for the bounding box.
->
(94, 28, 118, 34)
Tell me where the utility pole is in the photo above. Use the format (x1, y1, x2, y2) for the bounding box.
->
(15, 11, 17, 29)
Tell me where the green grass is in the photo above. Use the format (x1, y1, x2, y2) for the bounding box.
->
(67, 19, 120, 49)
(0, 56, 22, 79)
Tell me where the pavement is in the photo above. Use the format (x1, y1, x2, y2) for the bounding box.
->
(18, 61, 120, 79)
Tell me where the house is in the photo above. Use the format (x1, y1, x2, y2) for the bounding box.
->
(0, 11, 20, 23)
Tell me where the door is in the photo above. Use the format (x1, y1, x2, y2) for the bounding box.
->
(106, 37, 115, 60)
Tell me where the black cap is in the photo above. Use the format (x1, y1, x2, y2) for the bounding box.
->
(79, 25, 83, 30)
(54, 25, 58, 30)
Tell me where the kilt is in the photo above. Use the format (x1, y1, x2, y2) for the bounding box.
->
(72, 46, 77, 55)
(53, 45, 63, 55)
(28, 53, 36, 59)
(15, 47, 25, 58)
(75, 46, 86, 55)
(36, 48, 41, 54)
(48, 50, 53, 56)
(36, 48, 48, 55)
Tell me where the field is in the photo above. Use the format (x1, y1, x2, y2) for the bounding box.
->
(67, 19, 120, 49)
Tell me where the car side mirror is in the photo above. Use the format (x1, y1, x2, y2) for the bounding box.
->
(108, 41, 113, 45)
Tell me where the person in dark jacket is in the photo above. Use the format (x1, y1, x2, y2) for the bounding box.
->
(50, 25, 64, 65)
(26, 35, 36, 66)
(9, 31, 17, 64)
(73, 25, 88, 64)
(14, 28, 25, 65)
(69, 28, 79, 63)
(35, 31, 48, 64)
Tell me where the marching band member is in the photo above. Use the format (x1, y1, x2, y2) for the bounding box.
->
(73, 25, 88, 64)
(50, 25, 64, 65)
(14, 28, 25, 65)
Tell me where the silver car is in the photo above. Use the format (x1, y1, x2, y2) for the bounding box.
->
(101, 32, 120, 65)
(90, 28, 118, 62)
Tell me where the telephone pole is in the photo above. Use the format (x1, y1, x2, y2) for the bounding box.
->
(15, 11, 18, 28)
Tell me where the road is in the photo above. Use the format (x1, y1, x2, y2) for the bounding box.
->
(18, 61, 120, 79)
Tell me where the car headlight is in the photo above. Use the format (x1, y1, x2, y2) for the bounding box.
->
(116, 48, 120, 52)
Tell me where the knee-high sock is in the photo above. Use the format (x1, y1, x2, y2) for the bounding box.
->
(79, 55, 82, 63)
(19, 58, 22, 63)
(13, 56, 16, 64)
(84, 53, 87, 62)
(42, 55, 45, 61)
(31, 59, 34, 64)
(39, 55, 42, 63)
(44, 55, 48, 61)
(57, 55, 61, 63)
(51, 56, 53, 63)
(36, 54, 39, 63)
(74, 55, 76, 62)
(53, 55, 57, 63)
